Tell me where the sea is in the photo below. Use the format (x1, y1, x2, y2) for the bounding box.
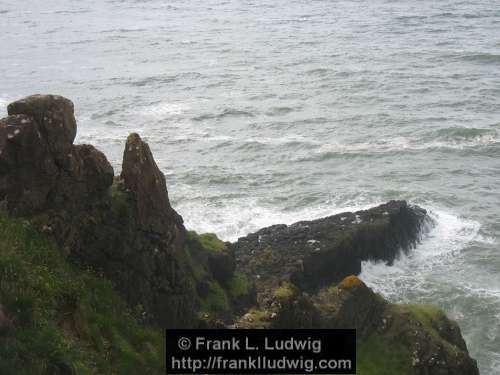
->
(1, 0, 499, 372)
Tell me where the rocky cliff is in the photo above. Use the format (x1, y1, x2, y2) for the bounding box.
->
(231, 200, 429, 303)
(0, 95, 479, 375)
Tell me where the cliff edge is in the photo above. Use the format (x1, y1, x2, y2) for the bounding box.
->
(0, 95, 479, 375)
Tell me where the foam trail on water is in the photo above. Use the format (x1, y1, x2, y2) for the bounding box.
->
(139, 101, 191, 118)
(0, 97, 9, 116)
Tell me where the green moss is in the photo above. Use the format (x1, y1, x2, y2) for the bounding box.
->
(237, 308, 271, 329)
(187, 231, 226, 252)
(227, 272, 251, 299)
(0, 214, 163, 374)
(199, 281, 230, 314)
(273, 282, 297, 301)
(110, 181, 130, 218)
(392, 303, 455, 350)
(356, 333, 412, 375)
(354, 304, 455, 374)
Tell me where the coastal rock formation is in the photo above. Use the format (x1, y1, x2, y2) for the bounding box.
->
(121, 133, 183, 239)
(0, 95, 252, 329)
(0, 95, 112, 216)
(0, 95, 198, 328)
(231, 201, 429, 302)
(235, 276, 479, 375)
(0, 95, 479, 374)
(315, 275, 387, 337)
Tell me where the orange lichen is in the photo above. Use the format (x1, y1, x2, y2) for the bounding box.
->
(338, 275, 363, 290)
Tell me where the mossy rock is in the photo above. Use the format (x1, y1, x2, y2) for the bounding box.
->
(198, 280, 230, 314)
(273, 281, 298, 302)
(187, 231, 227, 252)
(227, 272, 251, 298)
(356, 333, 413, 375)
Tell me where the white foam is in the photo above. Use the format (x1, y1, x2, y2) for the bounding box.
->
(359, 208, 485, 300)
(139, 102, 190, 119)
(0, 97, 9, 116)
(175, 195, 380, 242)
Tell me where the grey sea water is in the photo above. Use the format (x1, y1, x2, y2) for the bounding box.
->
(1, 0, 500, 372)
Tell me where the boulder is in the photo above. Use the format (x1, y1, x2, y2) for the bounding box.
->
(0, 95, 113, 216)
(7, 94, 76, 150)
(0, 114, 58, 214)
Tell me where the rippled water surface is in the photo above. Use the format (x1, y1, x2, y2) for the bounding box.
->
(1, 0, 500, 372)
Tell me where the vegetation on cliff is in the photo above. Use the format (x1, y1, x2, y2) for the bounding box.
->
(0, 95, 480, 375)
(0, 214, 163, 375)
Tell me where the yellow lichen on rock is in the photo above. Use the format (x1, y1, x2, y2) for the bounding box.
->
(338, 274, 363, 290)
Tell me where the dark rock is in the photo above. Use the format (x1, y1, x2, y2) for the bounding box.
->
(7, 95, 76, 146)
(0, 303, 14, 336)
(315, 275, 386, 337)
(231, 200, 429, 302)
(0, 114, 58, 214)
(207, 249, 236, 285)
(0, 95, 114, 216)
(7, 94, 76, 166)
(0, 96, 199, 328)
(121, 133, 183, 238)
(380, 303, 479, 375)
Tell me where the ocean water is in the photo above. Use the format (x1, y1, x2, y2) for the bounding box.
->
(1, 0, 500, 372)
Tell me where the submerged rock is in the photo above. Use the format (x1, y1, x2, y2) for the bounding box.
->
(232, 200, 429, 302)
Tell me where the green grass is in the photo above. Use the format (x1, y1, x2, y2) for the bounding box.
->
(110, 183, 130, 218)
(356, 334, 412, 375)
(273, 282, 296, 301)
(0, 214, 163, 375)
(199, 281, 230, 314)
(187, 231, 226, 252)
(227, 272, 251, 299)
(355, 304, 453, 374)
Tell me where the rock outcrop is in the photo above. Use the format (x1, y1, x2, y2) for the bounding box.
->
(231, 201, 429, 302)
(0, 95, 480, 375)
(235, 276, 479, 375)
(0, 95, 202, 328)
(121, 133, 183, 239)
(0, 95, 112, 217)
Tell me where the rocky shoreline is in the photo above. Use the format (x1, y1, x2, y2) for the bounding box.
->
(0, 95, 479, 374)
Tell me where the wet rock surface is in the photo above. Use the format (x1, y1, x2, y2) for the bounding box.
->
(231, 200, 429, 302)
